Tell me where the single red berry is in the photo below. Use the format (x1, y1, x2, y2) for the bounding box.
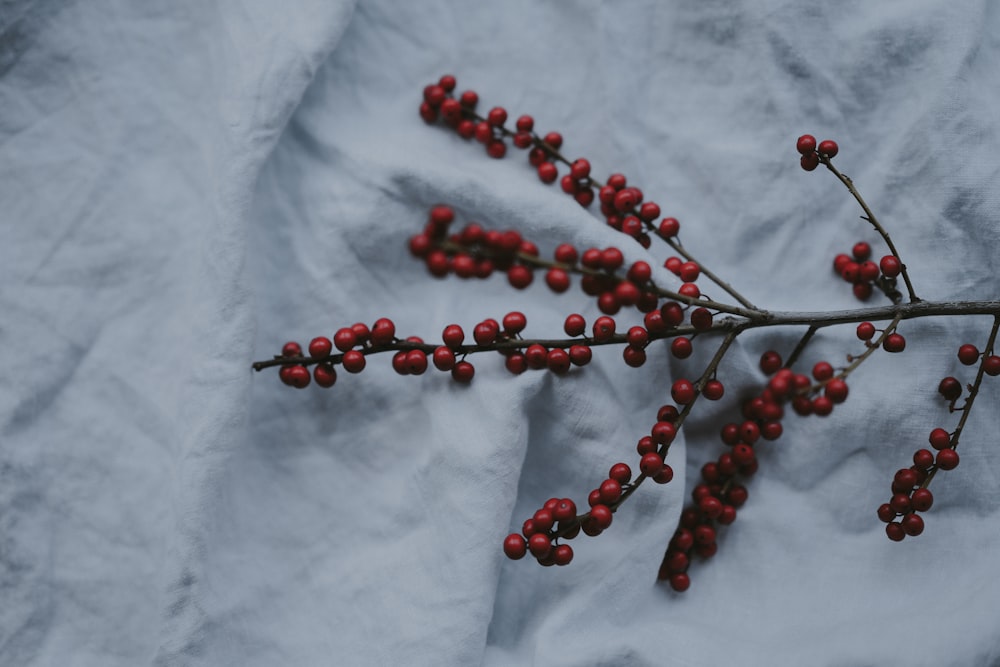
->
(622, 346, 646, 367)
(811, 361, 834, 381)
(668, 572, 691, 592)
(852, 322, 875, 342)
(800, 153, 819, 171)
(639, 202, 661, 222)
(928, 427, 951, 450)
(564, 314, 586, 337)
(451, 361, 475, 383)
(515, 114, 534, 132)
(502, 311, 527, 334)
(935, 448, 959, 470)
(313, 363, 336, 388)
(893, 468, 918, 491)
(282, 365, 310, 388)
(818, 139, 839, 157)
(671, 337, 693, 359)
(627, 326, 649, 348)
(671, 379, 695, 405)
(560, 174, 579, 194)
(678, 283, 700, 299)
(503, 533, 527, 560)
(886, 522, 905, 542)
(889, 493, 911, 514)
(913, 448, 935, 470)
(505, 353, 527, 375)
(473, 321, 499, 346)
(984, 355, 1000, 376)
(703, 379, 725, 401)
(589, 504, 614, 530)
(342, 350, 366, 373)
(308, 336, 332, 359)
(543, 268, 570, 293)
(877, 503, 896, 523)
(568, 344, 592, 366)
(639, 452, 664, 477)
(858, 261, 879, 282)
(439, 98, 462, 122)
(419, 101, 438, 123)
(938, 376, 962, 401)
(334, 327, 358, 352)
(507, 265, 533, 289)
(694, 524, 716, 546)
(627, 261, 652, 283)
(600, 247, 624, 271)
(537, 161, 558, 183)
(459, 90, 478, 107)
(513, 131, 532, 148)
(811, 395, 834, 416)
(659, 217, 680, 237)
(486, 106, 508, 127)
(486, 140, 506, 159)
(824, 378, 849, 403)
(523, 344, 548, 370)
(438, 74, 456, 91)
(609, 463, 632, 485)
(651, 421, 676, 446)
(879, 255, 901, 278)
(592, 316, 616, 342)
(432, 346, 456, 371)
(553, 544, 574, 566)
(553, 243, 579, 266)
(957, 344, 980, 366)
(613, 189, 638, 212)
(442, 324, 465, 349)
(690, 307, 713, 331)
(391, 351, 409, 375)
(543, 131, 563, 149)
(547, 348, 571, 374)
(678, 261, 700, 283)
(598, 479, 622, 505)
(759, 350, 783, 375)
(528, 533, 552, 559)
(852, 242, 871, 261)
(883, 333, 906, 353)
(281, 341, 302, 358)
(901, 513, 924, 537)
(796, 134, 817, 155)
(911, 488, 934, 512)
(699, 496, 723, 520)
(405, 349, 428, 375)
(569, 158, 591, 180)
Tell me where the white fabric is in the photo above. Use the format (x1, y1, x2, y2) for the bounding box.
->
(3, 1, 1000, 665)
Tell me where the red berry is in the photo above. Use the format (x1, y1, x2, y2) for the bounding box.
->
(474, 321, 499, 346)
(308, 337, 332, 358)
(852, 242, 871, 261)
(703, 380, 725, 401)
(812, 361, 834, 381)
(877, 503, 896, 523)
(651, 421, 676, 446)
(564, 314, 586, 337)
(856, 322, 876, 341)
(592, 316, 616, 342)
(671, 337, 693, 359)
(503, 533, 527, 560)
(678, 261, 700, 283)
(913, 448, 935, 470)
(342, 350, 366, 373)
(911, 488, 934, 512)
(609, 463, 632, 485)
(984, 355, 1000, 376)
(601, 247, 624, 271)
(545, 268, 571, 293)
(486, 140, 506, 159)
(639, 202, 661, 222)
(938, 376, 962, 401)
(659, 217, 680, 237)
(313, 363, 336, 388)
(678, 283, 700, 299)
(812, 394, 835, 416)
(505, 354, 527, 375)
(405, 349, 428, 375)
(759, 350, 783, 375)
(690, 307, 713, 331)
(543, 132, 563, 149)
(639, 452, 664, 477)
(824, 379, 849, 403)
(901, 513, 924, 537)
(883, 333, 906, 353)
(515, 115, 534, 132)
(547, 348, 571, 374)
(627, 261, 652, 283)
(613, 189, 637, 212)
(818, 139, 839, 157)
(502, 311, 527, 334)
(935, 448, 959, 470)
(528, 533, 552, 559)
(432, 346, 456, 371)
(524, 344, 548, 370)
(668, 572, 690, 592)
(796, 134, 817, 154)
(459, 90, 478, 108)
(607, 173, 626, 189)
(537, 161, 558, 183)
(442, 324, 465, 349)
(879, 255, 901, 278)
(800, 153, 819, 171)
(589, 504, 613, 529)
(957, 344, 980, 366)
(281, 341, 302, 358)
(671, 379, 695, 405)
(627, 326, 649, 348)
(281, 365, 310, 388)
(568, 344, 592, 366)
(886, 522, 905, 542)
(438, 74, 456, 92)
(622, 346, 646, 367)
(570, 158, 591, 180)
(487, 106, 507, 126)
(553, 544, 574, 566)
(928, 428, 951, 451)
(334, 327, 358, 352)
(451, 361, 475, 383)
(598, 479, 622, 504)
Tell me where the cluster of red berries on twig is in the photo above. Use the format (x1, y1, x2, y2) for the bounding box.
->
(253, 74, 1000, 593)
(878, 324, 1000, 540)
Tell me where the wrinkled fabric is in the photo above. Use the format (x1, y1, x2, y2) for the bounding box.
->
(3, 1, 1000, 665)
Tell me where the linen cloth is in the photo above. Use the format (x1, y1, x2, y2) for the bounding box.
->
(3, 1, 1000, 665)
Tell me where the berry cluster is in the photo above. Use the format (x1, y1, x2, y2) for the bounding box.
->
(832, 241, 903, 302)
(878, 333, 1000, 540)
(253, 75, 1000, 592)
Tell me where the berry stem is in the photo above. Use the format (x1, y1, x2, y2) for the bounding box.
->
(820, 155, 920, 304)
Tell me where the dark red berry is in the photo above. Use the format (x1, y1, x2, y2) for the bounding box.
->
(883, 333, 906, 353)
(342, 350, 366, 373)
(504, 533, 527, 559)
(671, 379, 695, 405)
(938, 377, 962, 401)
(958, 344, 980, 366)
(796, 134, 817, 155)
(935, 448, 959, 470)
(308, 337, 332, 359)
(879, 255, 901, 278)
(818, 139, 839, 157)
(451, 361, 475, 382)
